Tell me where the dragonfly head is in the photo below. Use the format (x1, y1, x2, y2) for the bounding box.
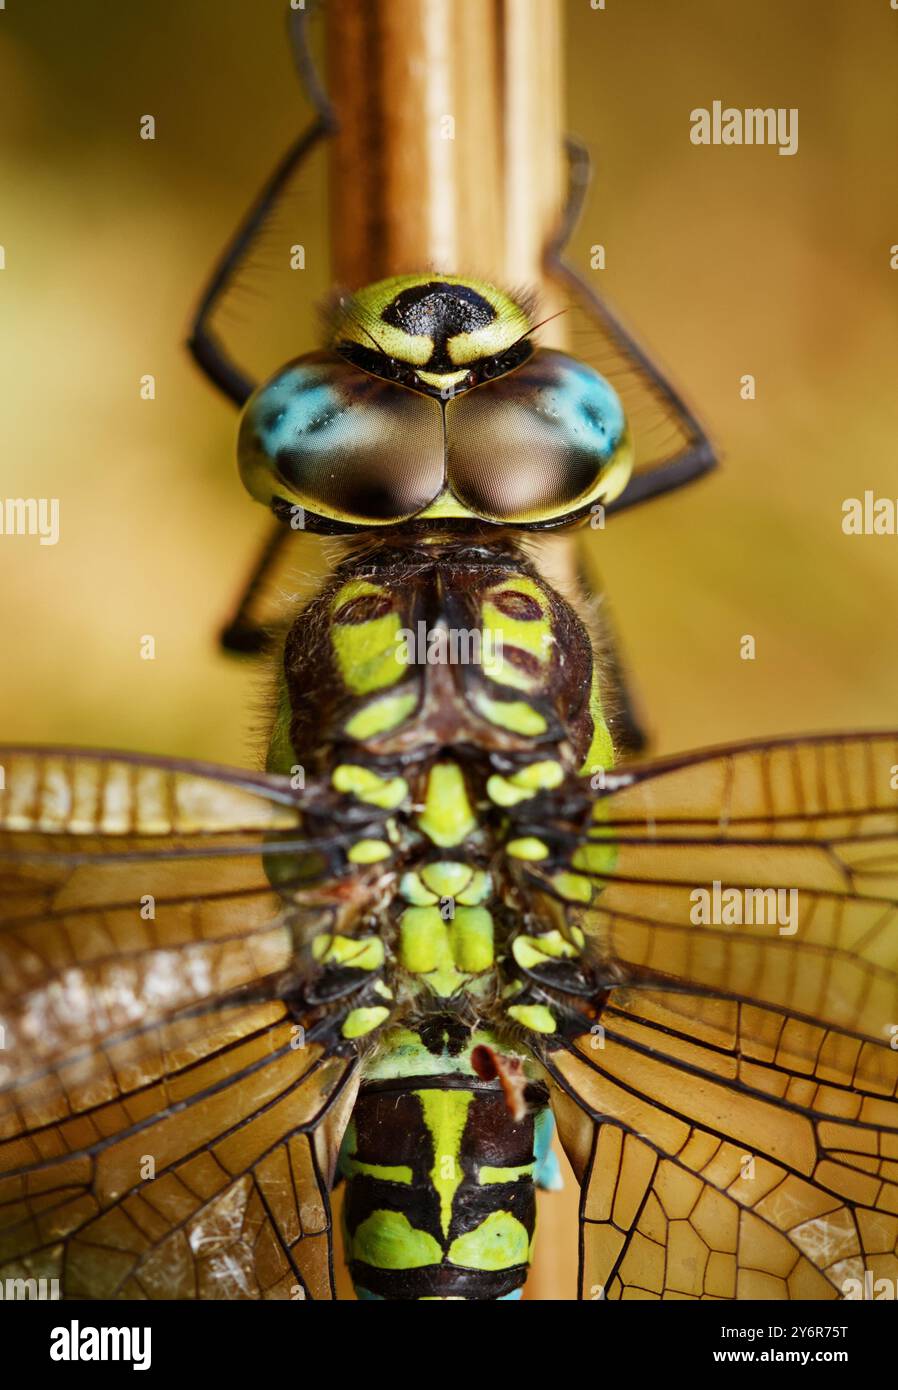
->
(237, 274, 633, 534)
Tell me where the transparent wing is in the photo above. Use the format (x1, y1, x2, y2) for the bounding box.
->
(520, 732, 898, 1039)
(0, 748, 365, 1300)
(547, 990, 898, 1301)
(504, 731, 898, 1299)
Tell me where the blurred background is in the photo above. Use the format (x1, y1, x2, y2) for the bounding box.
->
(1, 0, 897, 1299)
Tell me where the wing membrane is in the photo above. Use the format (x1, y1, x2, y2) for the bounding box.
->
(0, 1008, 358, 1299)
(547, 989, 898, 1300)
(519, 733, 898, 1041)
(0, 748, 366, 1299)
(506, 732, 898, 1299)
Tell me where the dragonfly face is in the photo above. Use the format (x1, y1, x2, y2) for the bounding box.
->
(331, 273, 535, 391)
(238, 274, 633, 531)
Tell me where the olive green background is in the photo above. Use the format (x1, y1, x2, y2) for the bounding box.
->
(1, 0, 896, 1300)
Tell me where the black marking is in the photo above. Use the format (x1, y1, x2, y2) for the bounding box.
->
(358, 1072, 551, 1104)
(334, 593, 393, 624)
(382, 281, 495, 369)
(302, 963, 377, 1006)
(349, 1262, 528, 1301)
(494, 590, 543, 621)
(417, 1012, 471, 1056)
(503, 646, 542, 676)
(512, 956, 596, 998)
(359, 1073, 504, 1096)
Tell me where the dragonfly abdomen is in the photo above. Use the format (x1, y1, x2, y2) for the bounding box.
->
(339, 1025, 555, 1301)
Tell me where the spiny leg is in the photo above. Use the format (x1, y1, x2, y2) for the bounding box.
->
(187, 121, 330, 407)
(572, 539, 649, 757)
(546, 136, 717, 514)
(545, 134, 718, 751)
(188, 6, 335, 652)
(220, 518, 294, 655)
(187, 5, 335, 407)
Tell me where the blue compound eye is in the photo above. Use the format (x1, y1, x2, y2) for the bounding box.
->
(445, 350, 632, 524)
(238, 348, 631, 531)
(238, 352, 445, 525)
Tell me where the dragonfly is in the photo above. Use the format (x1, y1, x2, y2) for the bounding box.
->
(2, 10, 898, 1304)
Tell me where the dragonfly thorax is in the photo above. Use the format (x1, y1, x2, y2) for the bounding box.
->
(271, 542, 611, 775)
(263, 540, 614, 1024)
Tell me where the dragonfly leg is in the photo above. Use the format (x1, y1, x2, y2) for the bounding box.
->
(192, 6, 335, 655)
(573, 536, 649, 756)
(220, 518, 293, 654)
(187, 5, 337, 408)
(547, 136, 718, 513)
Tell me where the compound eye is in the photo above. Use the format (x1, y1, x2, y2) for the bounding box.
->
(445, 349, 631, 523)
(238, 352, 445, 525)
